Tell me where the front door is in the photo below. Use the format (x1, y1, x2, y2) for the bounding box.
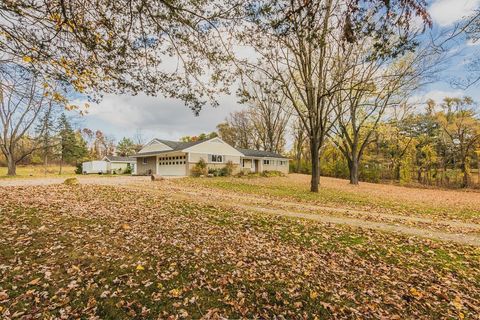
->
(254, 159, 259, 173)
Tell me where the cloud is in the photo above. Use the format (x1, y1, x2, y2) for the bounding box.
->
(429, 0, 480, 27)
(81, 93, 245, 141)
(409, 89, 466, 106)
(466, 38, 480, 46)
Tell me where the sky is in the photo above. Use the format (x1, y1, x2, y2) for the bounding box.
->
(77, 0, 480, 145)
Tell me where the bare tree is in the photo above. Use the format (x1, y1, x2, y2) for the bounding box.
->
(331, 39, 442, 184)
(222, 110, 254, 149)
(133, 129, 146, 152)
(236, 0, 430, 192)
(0, 64, 57, 175)
(239, 80, 291, 153)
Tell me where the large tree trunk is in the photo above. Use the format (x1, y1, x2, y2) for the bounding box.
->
(6, 154, 16, 176)
(310, 139, 320, 192)
(349, 154, 359, 185)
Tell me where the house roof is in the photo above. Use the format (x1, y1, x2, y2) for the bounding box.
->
(236, 148, 288, 159)
(104, 155, 136, 162)
(133, 138, 287, 159)
(132, 139, 208, 157)
(155, 139, 205, 151)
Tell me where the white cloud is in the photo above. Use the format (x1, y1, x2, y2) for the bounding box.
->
(409, 89, 466, 107)
(429, 0, 480, 26)
(81, 93, 245, 141)
(466, 38, 480, 46)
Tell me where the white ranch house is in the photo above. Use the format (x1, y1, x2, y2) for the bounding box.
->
(132, 137, 289, 176)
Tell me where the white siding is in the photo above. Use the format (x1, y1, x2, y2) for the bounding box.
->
(189, 153, 241, 165)
(183, 138, 244, 157)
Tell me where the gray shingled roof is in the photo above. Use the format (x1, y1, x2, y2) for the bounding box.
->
(156, 139, 205, 151)
(104, 155, 136, 162)
(132, 139, 208, 157)
(235, 148, 288, 159)
(133, 138, 287, 159)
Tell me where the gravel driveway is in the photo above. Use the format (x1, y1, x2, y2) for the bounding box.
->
(0, 175, 151, 187)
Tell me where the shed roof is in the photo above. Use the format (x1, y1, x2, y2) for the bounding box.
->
(235, 148, 288, 159)
(104, 155, 136, 162)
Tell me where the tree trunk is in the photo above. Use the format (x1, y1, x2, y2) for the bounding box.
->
(349, 155, 359, 185)
(460, 161, 469, 188)
(59, 154, 63, 175)
(394, 162, 401, 181)
(310, 139, 320, 192)
(44, 154, 48, 176)
(477, 155, 480, 186)
(295, 154, 301, 173)
(6, 154, 16, 176)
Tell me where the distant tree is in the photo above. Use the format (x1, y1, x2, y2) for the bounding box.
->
(239, 80, 290, 153)
(220, 111, 254, 149)
(74, 131, 89, 163)
(216, 122, 237, 147)
(56, 113, 78, 174)
(117, 137, 136, 156)
(133, 129, 146, 152)
(435, 97, 480, 187)
(93, 130, 115, 158)
(180, 132, 217, 142)
(291, 118, 307, 173)
(35, 101, 62, 175)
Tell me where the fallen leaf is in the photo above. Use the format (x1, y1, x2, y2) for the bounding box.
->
(28, 278, 41, 286)
(452, 296, 462, 310)
(410, 288, 423, 299)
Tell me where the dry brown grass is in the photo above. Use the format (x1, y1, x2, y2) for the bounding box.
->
(184, 174, 480, 222)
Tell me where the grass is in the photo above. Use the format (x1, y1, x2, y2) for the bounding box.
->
(0, 165, 77, 179)
(0, 183, 479, 318)
(179, 175, 480, 221)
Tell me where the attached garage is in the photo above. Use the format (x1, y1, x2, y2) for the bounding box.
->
(157, 154, 187, 176)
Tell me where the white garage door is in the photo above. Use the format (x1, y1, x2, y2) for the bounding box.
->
(158, 158, 187, 176)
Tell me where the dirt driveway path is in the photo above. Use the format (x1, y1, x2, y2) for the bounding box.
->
(127, 182, 480, 247)
(0, 175, 151, 187)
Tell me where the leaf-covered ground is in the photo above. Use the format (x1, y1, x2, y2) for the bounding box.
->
(0, 183, 479, 319)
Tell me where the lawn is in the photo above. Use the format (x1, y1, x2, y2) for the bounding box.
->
(0, 182, 479, 319)
(0, 165, 77, 179)
(178, 174, 480, 222)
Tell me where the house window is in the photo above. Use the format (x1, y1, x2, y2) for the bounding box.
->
(143, 158, 147, 164)
(263, 159, 271, 165)
(210, 155, 223, 163)
(278, 160, 287, 166)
